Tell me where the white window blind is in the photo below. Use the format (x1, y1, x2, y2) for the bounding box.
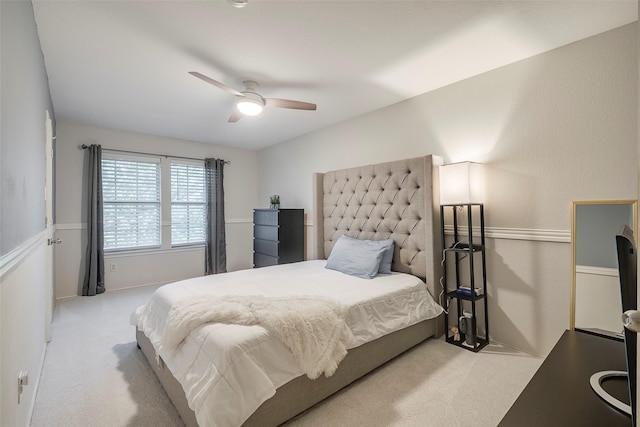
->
(171, 161, 206, 246)
(102, 154, 161, 251)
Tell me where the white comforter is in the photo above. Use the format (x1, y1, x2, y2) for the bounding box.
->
(133, 260, 443, 427)
(163, 294, 353, 379)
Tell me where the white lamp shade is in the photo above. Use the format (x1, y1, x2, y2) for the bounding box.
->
(439, 162, 484, 205)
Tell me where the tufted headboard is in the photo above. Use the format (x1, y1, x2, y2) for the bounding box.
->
(312, 155, 442, 298)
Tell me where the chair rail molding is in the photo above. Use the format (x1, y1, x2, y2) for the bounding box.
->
(575, 265, 618, 277)
(55, 222, 569, 243)
(55, 218, 254, 231)
(442, 225, 570, 243)
(0, 231, 46, 279)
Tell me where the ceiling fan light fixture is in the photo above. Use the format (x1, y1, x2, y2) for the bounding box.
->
(237, 98, 263, 116)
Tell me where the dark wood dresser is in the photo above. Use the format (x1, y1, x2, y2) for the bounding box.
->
(253, 208, 304, 268)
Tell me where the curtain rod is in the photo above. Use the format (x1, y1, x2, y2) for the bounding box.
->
(80, 144, 230, 165)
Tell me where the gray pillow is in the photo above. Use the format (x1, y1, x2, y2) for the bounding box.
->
(325, 235, 387, 279)
(341, 235, 394, 274)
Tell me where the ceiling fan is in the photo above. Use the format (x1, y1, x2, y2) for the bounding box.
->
(189, 71, 317, 123)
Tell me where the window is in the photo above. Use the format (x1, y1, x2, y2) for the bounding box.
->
(171, 161, 206, 246)
(102, 154, 161, 251)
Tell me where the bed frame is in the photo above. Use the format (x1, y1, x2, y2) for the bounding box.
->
(136, 155, 443, 426)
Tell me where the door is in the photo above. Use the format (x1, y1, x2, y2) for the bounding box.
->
(44, 110, 55, 342)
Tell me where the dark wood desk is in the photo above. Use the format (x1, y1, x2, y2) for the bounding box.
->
(499, 330, 631, 426)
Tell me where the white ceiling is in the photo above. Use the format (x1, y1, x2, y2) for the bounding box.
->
(33, 0, 637, 151)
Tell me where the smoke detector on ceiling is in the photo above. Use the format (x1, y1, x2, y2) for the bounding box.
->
(228, 0, 248, 8)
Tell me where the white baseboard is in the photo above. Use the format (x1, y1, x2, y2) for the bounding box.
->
(54, 279, 194, 302)
(26, 343, 48, 427)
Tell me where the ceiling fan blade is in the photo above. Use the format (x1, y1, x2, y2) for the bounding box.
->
(264, 98, 317, 111)
(189, 71, 243, 97)
(228, 109, 243, 123)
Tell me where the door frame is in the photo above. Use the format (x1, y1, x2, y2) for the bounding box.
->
(44, 110, 54, 342)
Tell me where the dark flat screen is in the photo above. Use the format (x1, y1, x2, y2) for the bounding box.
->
(616, 224, 637, 425)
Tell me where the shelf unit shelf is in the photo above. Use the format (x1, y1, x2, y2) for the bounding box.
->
(445, 243, 483, 252)
(445, 290, 485, 302)
(446, 336, 489, 351)
(441, 203, 489, 353)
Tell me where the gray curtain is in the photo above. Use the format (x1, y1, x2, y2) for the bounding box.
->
(205, 158, 227, 275)
(82, 144, 105, 296)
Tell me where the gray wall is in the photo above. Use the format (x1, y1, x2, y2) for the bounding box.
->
(1, 0, 54, 255)
(256, 24, 638, 356)
(0, 1, 55, 426)
(576, 204, 634, 268)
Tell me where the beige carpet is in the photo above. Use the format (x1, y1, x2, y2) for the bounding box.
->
(31, 285, 542, 427)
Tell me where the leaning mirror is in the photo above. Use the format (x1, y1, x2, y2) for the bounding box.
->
(571, 200, 637, 339)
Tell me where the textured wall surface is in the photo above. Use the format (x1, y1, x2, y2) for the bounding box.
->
(257, 24, 638, 356)
(0, 1, 53, 255)
(54, 121, 259, 298)
(0, 2, 54, 426)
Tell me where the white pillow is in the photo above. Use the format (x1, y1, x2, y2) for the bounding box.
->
(341, 235, 394, 274)
(325, 235, 387, 279)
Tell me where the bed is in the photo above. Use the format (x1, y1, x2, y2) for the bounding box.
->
(134, 155, 444, 427)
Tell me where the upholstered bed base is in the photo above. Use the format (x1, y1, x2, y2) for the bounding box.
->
(137, 317, 437, 427)
(136, 155, 444, 426)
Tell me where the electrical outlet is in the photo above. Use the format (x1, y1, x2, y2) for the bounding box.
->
(110, 263, 117, 272)
(18, 371, 28, 403)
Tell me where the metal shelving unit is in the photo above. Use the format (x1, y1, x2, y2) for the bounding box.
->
(440, 203, 489, 352)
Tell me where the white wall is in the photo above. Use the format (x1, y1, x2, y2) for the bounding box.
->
(575, 267, 622, 333)
(0, 1, 55, 425)
(257, 24, 638, 357)
(54, 121, 259, 299)
(0, 242, 48, 427)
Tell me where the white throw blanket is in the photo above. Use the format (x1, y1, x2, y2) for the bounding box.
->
(163, 294, 354, 379)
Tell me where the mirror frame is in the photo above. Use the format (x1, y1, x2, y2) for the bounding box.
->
(570, 199, 638, 332)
